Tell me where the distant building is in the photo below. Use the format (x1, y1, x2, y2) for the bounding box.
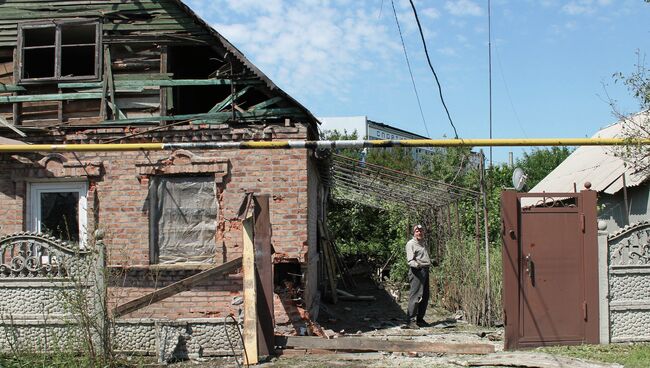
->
(318, 116, 434, 162)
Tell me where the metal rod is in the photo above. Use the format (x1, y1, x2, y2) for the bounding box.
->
(2, 137, 650, 153)
(479, 150, 491, 325)
(488, 0, 493, 168)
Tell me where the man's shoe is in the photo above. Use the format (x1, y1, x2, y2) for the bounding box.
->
(416, 319, 431, 327)
(401, 321, 419, 329)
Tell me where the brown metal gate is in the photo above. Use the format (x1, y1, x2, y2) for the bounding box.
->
(501, 189, 599, 350)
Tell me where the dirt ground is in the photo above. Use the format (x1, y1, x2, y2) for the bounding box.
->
(172, 278, 620, 368)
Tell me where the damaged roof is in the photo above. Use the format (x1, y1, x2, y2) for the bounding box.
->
(0, 136, 25, 145)
(530, 111, 650, 195)
(169, 0, 319, 127)
(0, 0, 318, 129)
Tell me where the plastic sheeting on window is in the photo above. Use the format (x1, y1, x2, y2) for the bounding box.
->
(150, 176, 217, 264)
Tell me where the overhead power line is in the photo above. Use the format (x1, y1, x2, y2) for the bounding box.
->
(408, 0, 459, 139)
(390, 0, 430, 137)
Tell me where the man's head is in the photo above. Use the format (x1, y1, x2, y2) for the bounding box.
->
(413, 224, 424, 240)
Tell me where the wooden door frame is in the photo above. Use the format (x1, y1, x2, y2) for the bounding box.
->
(501, 189, 599, 350)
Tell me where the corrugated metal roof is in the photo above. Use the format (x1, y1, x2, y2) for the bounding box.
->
(529, 112, 649, 195)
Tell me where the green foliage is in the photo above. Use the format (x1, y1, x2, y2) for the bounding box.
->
(367, 147, 417, 174)
(320, 129, 361, 160)
(430, 236, 502, 325)
(420, 147, 476, 185)
(518, 147, 572, 189)
(613, 54, 650, 110)
(325, 133, 570, 325)
(328, 199, 413, 283)
(539, 343, 650, 368)
(611, 52, 650, 175)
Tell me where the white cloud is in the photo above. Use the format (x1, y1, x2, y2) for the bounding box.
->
(437, 47, 457, 56)
(422, 7, 441, 19)
(561, 0, 612, 16)
(445, 0, 483, 16)
(191, 1, 400, 101)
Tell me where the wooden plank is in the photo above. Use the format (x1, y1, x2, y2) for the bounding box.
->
(242, 214, 258, 365)
(319, 220, 338, 304)
(105, 47, 118, 120)
(159, 45, 168, 118)
(0, 92, 102, 103)
(99, 47, 109, 120)
(0, 85, 25, 92)
(249, 96, 283, 111)
(276, 336, 495, 355)
(112, 257, 242, 318)
(11, 47, 19, 126)
(253, 195, 274, 357)
(0, 115, 26, 137)
(58, 79, 257, 88)
(116, 95, 160, 109)
(209, 85, 252, 113)
(98, 107, 305, 125)
(113, 73, 173, 80)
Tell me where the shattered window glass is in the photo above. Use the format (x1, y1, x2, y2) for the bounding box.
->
(40, 192, 80, 243)
(150, 176, 217, 264)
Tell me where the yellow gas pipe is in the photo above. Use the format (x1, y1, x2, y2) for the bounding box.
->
(0, 138, 649, 152)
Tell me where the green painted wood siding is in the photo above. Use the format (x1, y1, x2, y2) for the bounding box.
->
(0, 0, 212, 47)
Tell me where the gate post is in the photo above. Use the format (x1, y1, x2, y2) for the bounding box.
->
(597, 226, 610, 344)
(581, 189, 600, 344)
(500, 189, 519, 350)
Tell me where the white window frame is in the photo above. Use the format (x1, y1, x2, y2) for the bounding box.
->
(28, 182, 88, 248)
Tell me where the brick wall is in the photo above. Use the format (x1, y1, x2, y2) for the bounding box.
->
(0, 123, 318, 323)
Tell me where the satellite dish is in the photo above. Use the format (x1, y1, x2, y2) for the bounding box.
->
(512, 167, 528, 191)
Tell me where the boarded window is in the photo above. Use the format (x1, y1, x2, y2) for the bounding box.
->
(18, 21, 100, 82)
(149, 176, 217, 264)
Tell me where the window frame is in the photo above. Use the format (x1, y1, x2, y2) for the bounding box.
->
(28, 181, 88, 248)
(17, 19, 102, 84)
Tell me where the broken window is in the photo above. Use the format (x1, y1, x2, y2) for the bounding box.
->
(149, 176, 217, 264)
(29, 182, 88, 247)
(18, 21, 100, 82)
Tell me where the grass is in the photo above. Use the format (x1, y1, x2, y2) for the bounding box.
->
(539, 343, 650, 368)
(0, 353, 155, 368)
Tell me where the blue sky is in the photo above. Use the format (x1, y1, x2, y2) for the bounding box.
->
(185, 0, 648, 163)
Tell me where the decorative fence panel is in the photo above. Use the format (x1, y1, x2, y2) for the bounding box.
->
(607, 221, 650, 342)
(0, 232, 101, 352)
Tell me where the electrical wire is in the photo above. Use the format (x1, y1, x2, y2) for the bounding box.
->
(229, 314, 249, 368)
(493, 42, 528, 138)
(390, 0, 430, 138)
(407, 0, 459, 139)
(224, 316, 242, 368)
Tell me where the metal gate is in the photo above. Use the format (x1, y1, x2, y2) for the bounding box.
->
(501, 190, 599, 350)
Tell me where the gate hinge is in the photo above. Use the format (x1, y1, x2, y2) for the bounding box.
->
(581, 214, 585, 233)
(583, 301, 587, 321)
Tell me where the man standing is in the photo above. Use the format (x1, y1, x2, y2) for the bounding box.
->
(404, 224, 431, 329)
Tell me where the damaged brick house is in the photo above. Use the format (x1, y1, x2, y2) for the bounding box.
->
(0, 0, 324, 357)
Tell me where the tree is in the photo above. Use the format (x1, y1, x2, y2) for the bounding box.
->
(518, 147, 572, 189)
(611, 52, 650, 174)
